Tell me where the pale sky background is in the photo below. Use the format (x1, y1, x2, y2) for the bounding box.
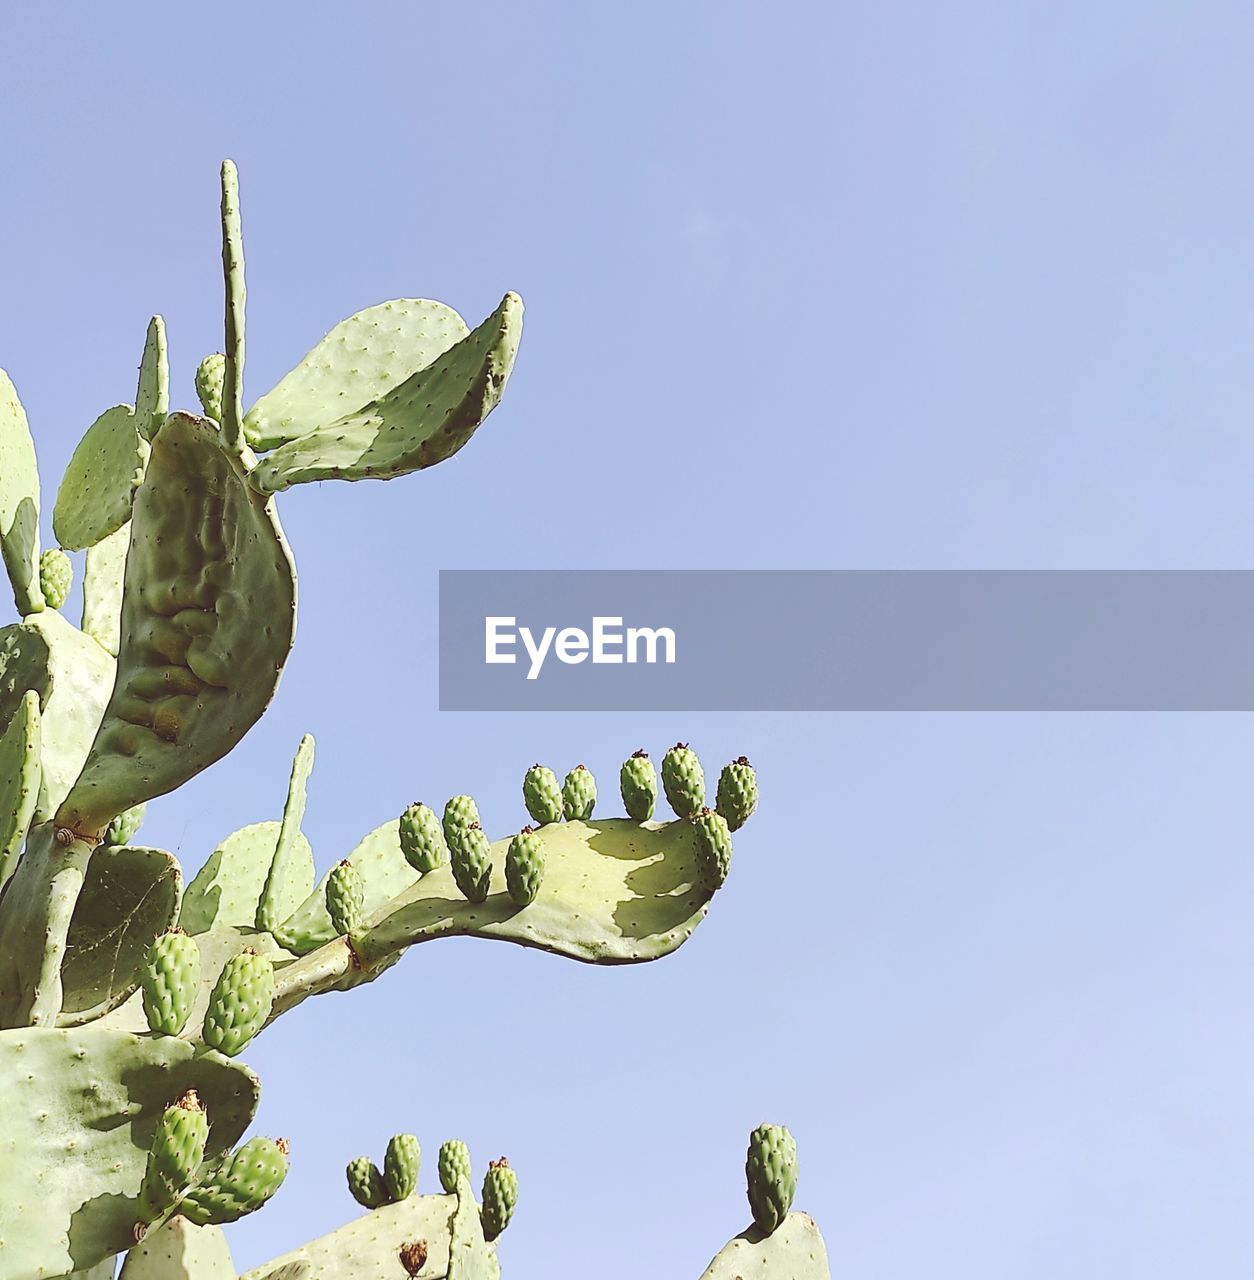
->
(3, 3, 1254, 1277)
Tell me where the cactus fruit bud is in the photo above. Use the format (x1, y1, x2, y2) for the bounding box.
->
(522, 764, 563, 825)
(451, 821, 492, 903)
(384, 1133, 421, 1203)
(480, 1157, 518, 1241)
(562, 764, 596, 821)
(38, 548, 72, 611)
(399, 1241, 429, 1276)
(619, 750, 657, 821)
(745, 1124, 798, 1235)
(438, 1139, 471, 1193)
(347, 1155, 388, 1209)
(505, 826, 545, 906)
(141, 927, 201, 1037)
(325, 859, 365, 937)
(692, 808, 733, 892)
(138, 1090, 208, 1223)
(179, 1136, 290, 1226)
(195, 352, 227, 421)
(442, 794, 481, 850)
(662, 743, 705, 818)
(103, 801, 147, 846)
(202, 948, 275, 1056)
(716, 756, 758, 831)
(399, 801, 449, 874)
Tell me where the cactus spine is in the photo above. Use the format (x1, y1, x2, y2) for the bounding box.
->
(562, 764, 596, 821)
(522, 764, 563, 825)
(620, 749, 657, 821)
(662, 743, 705, 817)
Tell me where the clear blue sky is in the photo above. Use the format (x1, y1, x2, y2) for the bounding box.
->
(3, 3, 1254, 1276)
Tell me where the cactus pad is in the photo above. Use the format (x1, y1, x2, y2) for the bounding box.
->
(256, 735, 316, 933)
(248, 293, 523, 493)
(0, 369, 45, 615)
(59, 413, 297, 835)
(243, 298, 470, 450)
(118, 1217, 237, 1280)
(699, 1212, 830, 1280)
(60, 843, 183, 1026)
(53, 403, 150, 551)
(0, 1024, 258, 1278)
(0, 689, 40, 888)
(81, 521, 130, 656)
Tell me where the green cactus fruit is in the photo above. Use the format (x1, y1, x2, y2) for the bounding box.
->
(384, 1133, 421, 1203)
(325, 859, 365, 936)
(138, 1090, 209, 1224)
(505, 825, 545, 906)
(662, 742, 705, 818)
(562, 764, 596, 821)
(195, 353, 226, 421)
(346, 1155, 388, 1209)
(716, 756, 758, 831)
(141, 927, 201, 1037)
(442, 794, 481, 850)
(522, 764, 563, 825)
(180, 1136, 290, 1226)
(450, 821, 492, 903)
(480, 1157, 517, 1241)
(399, 801, 449, 874)
(202, 948, 275, 1057)
(38, 548, 72, 611)
(438, 1139, 471, 1194)
(104, 800, 147, 846)
(745, 1123, 798, 1236)
(620, 749, 657, 821)
(693, 808, 733, 892)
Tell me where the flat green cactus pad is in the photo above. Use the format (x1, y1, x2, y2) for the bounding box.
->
(135, 316, 169, 442)
(59, 843, 183, 1026)
(241, 1192, 463, 1280)
(256, 735, 315, 932)
(182, 822, 314, 937)
(0, 689, 40, 888)
(244, 299, 470, 450)
(119, 1216, 237, 1280)
(448, 1179, 499, 1280)
(60, 413, 297, 835)
(0, 369, 45, 616)
(0, 609, 116, 822)
(248, 293, 522, 493)
(53, 403, 151, 551)
(81, 521, 131, 656)
(0, 1025, 259, 1280)
(698, 1213, 831, 1280)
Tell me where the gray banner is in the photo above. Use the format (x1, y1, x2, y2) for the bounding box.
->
(438, 570, 1254, 710)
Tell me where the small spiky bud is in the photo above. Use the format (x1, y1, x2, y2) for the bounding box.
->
(38, 548, 72, 611)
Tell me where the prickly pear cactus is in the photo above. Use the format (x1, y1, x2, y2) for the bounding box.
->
(522, 764, 563, 826)
(716, 757, 758, 832)
(0, 159, 807, 1280)
(620, 749, 657, 821)
(662, 743, 705, 818)
(745, 1124, 798, 1235)
(562, 764, 596, 820)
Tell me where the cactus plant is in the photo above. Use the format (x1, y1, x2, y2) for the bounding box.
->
(0, 160, 796, 1280)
